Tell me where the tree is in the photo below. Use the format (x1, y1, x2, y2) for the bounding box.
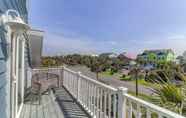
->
(90, 57, 103, 80)
(41, 57, 57, 67)
(130, 67, 141, 96)
(183, 51, 186, 61)
(153, 82, 185, 114)
(110, 58, 123, 74)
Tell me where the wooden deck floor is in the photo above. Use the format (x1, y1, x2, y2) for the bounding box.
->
(20, 87, 90, 118)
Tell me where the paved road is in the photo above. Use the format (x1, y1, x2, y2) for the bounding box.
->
(67, 65, 154, 96)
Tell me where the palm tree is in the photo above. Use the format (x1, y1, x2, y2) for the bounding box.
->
(130, 67, 141, 96)
(129, 61, 141, 96)
(147, 67, 185, 114)
(153, 82, 185, 114)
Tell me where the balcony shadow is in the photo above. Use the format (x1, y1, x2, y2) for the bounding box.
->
(54, 87, 91, 118)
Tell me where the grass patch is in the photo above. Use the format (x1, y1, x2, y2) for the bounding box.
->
(120, 75, 132, 81)
(100, 70, 122, 79)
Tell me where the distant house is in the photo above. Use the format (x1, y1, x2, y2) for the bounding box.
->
(90, 54, 99, 57)
(137, 49, 175, 64)
(99, 52, 118, 58)
(118, 52, 133, 64)
(120, 69, 130, 75)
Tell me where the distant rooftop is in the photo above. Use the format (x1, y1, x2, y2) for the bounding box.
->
(138, 49, 174, 56)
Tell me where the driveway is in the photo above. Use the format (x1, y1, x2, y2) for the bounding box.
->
(67, 65, 154, 95)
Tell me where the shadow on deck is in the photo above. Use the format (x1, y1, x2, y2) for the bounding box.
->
(20, 87, 90, 118)
(54, 87, 91, 118)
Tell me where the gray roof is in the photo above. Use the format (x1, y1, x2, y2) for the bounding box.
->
(139, 49, 174, 56)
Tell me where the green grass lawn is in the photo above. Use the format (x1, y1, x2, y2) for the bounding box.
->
(100, 70, 122, 79)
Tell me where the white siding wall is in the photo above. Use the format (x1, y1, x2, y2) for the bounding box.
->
(0, 0, 28, 118)
(0, 25, 10, 118)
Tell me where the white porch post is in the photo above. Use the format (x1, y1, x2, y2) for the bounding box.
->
(77, 71, 81, 100)
(59, 66, 63, 87)
(21, 38, 25, 102)
(61, 66, 65, 87)
(4, 9, 30, 118)
(15, 32, 20, 116)
(117, 87, 128, 118)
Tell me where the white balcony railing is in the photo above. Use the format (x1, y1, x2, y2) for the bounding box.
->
(32, 67, 186, 118)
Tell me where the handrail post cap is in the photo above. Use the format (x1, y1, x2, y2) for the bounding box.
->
(118, 87, 128, 93)
(77, 71, 81, 75)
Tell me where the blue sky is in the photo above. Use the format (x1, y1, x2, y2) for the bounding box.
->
(29, 0, 186, 56)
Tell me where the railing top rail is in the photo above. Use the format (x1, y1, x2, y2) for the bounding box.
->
(64, 67, 117, 92)
(80, 74, 117, 92)
(64, 67, 78, 75)
(32, 67, 62, 71)
(31, 67, 186, 118)
(124, 94, 186, 118)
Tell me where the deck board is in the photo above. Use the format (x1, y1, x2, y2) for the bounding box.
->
(20, 87, 90, 118)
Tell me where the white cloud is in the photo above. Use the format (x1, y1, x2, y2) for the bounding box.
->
(43, 31, 186, 57)
(132, 34, 186, 56)
(106, 41, 117, 45)
(43, 32, 119, 55)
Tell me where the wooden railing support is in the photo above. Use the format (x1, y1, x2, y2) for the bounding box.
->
(60, 66, 65, 87)
(32, 67, 186, 118)
(77, 71, 81, 100)
(117, 87, 128, 118)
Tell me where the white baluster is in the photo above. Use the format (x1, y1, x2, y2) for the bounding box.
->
(72, 73, 74, 94)
(104, 90, 107, 118)
(113, 93, 117, 118)
(88, 81, 91, 111)
(86, 80, 89, 108)
(77, 72, 81, 100)
(158, 114, 164, 118)
(129, 101, 133, 118)
(83, 80, 86, 106)
(137, 104, 142, 118)
(96, 87, 100, 118)
(80, 78, 83, 103)
(146, 109, 151, 118)
(108, 92, 111, 118)
(68, 72, 70, 89)
(93, 85, 96, 117)
(84, 80, 87, 106)
(90, 84, 93, 115)
(100, 89, 103, 118)
(84, 80, 87, 108)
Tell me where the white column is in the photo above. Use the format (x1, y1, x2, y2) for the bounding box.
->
(11, 32, 17, 118)
(77, 72, 81, 100)
(15, 33, 20, 115)
(21, 38, 25, 103)
(117, 87, 128, 118)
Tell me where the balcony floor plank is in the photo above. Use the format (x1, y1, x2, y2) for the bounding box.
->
(20, 87, 91, 118)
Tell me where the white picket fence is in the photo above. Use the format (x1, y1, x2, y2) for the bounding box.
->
(32, 67, 186, 118)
